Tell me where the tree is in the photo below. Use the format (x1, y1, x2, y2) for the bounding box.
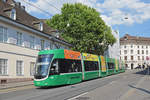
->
(47, 3, 116, 55)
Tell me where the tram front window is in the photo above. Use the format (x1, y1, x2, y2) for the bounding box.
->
(34, 54, 53, 79)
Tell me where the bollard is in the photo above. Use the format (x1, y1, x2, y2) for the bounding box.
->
(148, 66, 150, 75)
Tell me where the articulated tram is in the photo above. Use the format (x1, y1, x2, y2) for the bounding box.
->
(34, 49, 125, 87)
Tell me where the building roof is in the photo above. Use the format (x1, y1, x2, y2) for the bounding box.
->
(0, 0, 56, 33)
(0, 0, 70, 46)
(120, 34, 150, 45)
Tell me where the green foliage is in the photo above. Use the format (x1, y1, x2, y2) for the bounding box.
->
(47, 3, 116, 55)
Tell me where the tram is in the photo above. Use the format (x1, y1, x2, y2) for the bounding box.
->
(34, 49, 125, 87)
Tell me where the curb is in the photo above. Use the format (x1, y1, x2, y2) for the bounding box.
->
(0, 83, 34, 90)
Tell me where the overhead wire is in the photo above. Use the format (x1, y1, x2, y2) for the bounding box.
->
(20, 0, 53, 17)
(44, 0, 61, 12)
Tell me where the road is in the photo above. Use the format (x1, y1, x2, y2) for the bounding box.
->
(0, 69, 149, 100)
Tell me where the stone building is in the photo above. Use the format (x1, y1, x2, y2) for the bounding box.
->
(120, 34, 150, 69)
(0, 0, 71, 83)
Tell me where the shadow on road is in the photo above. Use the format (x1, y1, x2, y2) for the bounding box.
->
(128, 84, 150, 94)
(36, 84, 69, 90)
(134, 68, 150, 75)
(36, 77, 101, 90)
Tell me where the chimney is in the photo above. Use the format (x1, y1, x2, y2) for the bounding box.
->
(21, 6, 25, 11)
(15, 2, 21, 7)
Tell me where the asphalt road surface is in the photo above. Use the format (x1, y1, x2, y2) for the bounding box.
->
(0, 69, 149, 100)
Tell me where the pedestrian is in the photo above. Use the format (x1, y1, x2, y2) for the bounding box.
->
(142, 65, 145, 69)
(139, 65, 141, 69)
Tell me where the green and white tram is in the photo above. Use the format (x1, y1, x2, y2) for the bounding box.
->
(34, 49, 125, 87)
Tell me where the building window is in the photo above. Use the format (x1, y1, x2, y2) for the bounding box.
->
(142, 50, 144, 54)
(30, 62, 35, 76)
(146, 50, 148, 55)
(131, 56, 134, 60)
(16, 60, 23, 76)
(50, 41, 53, 49)
(54, 43, 61, 49)
(124, 45, 126, 48)
(142, 56, 144, 60)
(146, 46, 148, 48)
(131, 45, 133, 48)
(120, 50, 121, 55)
(124, 50, 127, 54)
(137, 46, 139, 48)
(0, 26, 7, 43)
(138, 56, 140, 60)
(142, 46, 143, 48)
(30, 35, 35, 49)
(40, 39, 45, 50)
(0, 59, 8, 75)
(10, 9, 16, 20)
(17, 32, 22, 46)
(124, 56, 127, 60)
(131, 50, 133, 54)
(137, 50, 140, 54)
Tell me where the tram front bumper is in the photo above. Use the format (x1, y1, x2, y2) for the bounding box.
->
(33, 76, 58, 87)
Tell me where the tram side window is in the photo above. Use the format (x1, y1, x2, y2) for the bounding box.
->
(50, 59, 59, 75)
(58, 59, 82, 73)
(84, 61, 99, 71)
(107, 62, 115, 69)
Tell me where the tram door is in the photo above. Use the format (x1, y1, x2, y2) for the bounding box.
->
(125, 64, 128, 69)
(131, 63, 134, 69)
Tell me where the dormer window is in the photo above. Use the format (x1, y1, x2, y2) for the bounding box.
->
(32, 21, 43, 31)
(3, 8, 16, 20)
(11, 9, 16, 20)
(39, 22, 43, 31)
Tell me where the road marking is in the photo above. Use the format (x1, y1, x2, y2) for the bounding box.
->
(119, 75, 147, 100)
(68, 92, 88, 100)
(0, 85, 35, 94)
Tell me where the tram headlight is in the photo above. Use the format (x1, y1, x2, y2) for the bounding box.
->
(50, 76, 54, 79)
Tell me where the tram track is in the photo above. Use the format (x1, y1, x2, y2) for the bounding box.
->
(25, 75, 120, 100)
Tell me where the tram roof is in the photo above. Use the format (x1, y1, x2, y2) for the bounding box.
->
(38, 49, 119, 62)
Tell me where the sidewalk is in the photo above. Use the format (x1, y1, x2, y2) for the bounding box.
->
(0, 81, 34, 90)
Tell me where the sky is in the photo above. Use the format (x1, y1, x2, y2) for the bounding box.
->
(15, 0, 150, 38)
